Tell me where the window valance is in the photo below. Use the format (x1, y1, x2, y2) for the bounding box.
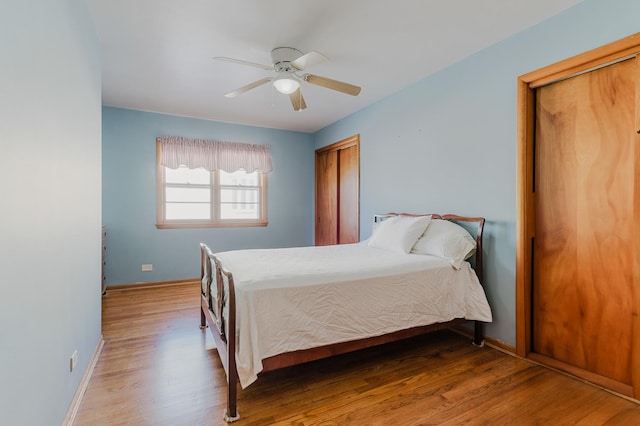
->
(158, 136, 272, 174)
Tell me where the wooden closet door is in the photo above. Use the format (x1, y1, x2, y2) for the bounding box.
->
(533, 58, 636, 394)
(315, 135, 360, 246)
(315, 150, 338, 246)
(338, 145, 359, 244)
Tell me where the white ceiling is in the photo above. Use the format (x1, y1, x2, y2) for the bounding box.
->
(87, 0, 584, 133)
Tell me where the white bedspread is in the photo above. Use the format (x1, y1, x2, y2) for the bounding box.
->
(215, 243, 492, 388)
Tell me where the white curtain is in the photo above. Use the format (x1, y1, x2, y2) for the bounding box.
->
(159, 135, 272, 173)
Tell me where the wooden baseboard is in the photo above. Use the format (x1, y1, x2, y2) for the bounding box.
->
(63, 336, 105, 426)
(105, 278, 200, 292)
(450, 325, 516, 354)
(482, 336, 516, 354)
(450, 325, 640, 405)
(527, 352, 634, 398)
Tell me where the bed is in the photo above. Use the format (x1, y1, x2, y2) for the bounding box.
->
(199, 213, 492, 422)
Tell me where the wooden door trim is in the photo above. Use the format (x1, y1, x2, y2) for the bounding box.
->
(516, 32, 640, 399)
(522, 32, 640, 88)
(633, 57, 640, 403)
(315, 134, 359, 154)
(515, 77, 536, 357)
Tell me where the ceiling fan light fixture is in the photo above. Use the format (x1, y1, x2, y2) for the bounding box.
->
(273, 73, 300, 94)
(215, 47, 361, 111)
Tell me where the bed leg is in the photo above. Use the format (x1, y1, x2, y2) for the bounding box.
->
(472, 321, 485, 347)
(223, 379, 240, 422)
(199, 307, 207, 330)
(223, 411, 240, 423)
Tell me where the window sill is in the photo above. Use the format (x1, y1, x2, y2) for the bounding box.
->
(156, 221, 268, 229)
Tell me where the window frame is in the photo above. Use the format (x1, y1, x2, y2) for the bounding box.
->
(156, 141, 268, 229)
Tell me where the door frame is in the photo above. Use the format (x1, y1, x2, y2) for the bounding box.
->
(516, 32, 640, 398)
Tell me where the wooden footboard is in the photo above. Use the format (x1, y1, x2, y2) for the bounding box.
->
(199, 214, 487, 422)
(200, 243, 239, 422)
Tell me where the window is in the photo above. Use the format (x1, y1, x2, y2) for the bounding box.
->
(157, 165, 267, 228)
(156, 138, 269, 228)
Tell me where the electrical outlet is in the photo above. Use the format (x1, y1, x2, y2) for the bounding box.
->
(141, 264, 153, 272)
(70, 350, 78, 373)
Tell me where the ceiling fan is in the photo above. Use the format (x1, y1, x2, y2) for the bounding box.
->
(214, 47, 361, 111)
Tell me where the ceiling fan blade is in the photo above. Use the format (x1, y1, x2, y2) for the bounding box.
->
(289, 88, 307, 111)
(213, 57, 274, 71)
(224, 78, 272, 98)
(291, 50, 329, 71)
(304, 74, 361, 96)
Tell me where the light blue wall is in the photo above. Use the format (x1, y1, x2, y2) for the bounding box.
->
(313, 0, 640, 347)
(0, 0, 102, 425)
(102, 107, 315, 285)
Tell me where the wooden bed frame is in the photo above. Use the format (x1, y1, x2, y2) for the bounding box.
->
(199, 213, 486, 422)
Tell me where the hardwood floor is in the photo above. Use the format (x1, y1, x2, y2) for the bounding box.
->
(75, 283, 640, 425)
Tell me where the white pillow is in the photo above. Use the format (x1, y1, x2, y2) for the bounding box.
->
(360, 214, 394, 245)
(411, 219, 476, 269)
(370, 215, 392, 234)
(367, 215, 431, 254)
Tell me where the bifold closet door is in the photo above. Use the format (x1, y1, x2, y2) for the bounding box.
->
(532, 57, 637, 395)
(315, 149, 338, 246)
(315, 135, 360, 246)
(337, 145, 359, 244)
